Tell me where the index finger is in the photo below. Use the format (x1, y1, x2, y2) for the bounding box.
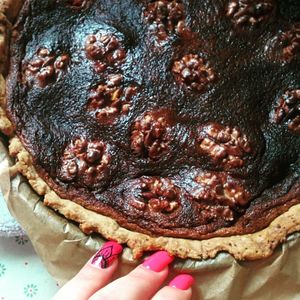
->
(52, 241, 123, 300)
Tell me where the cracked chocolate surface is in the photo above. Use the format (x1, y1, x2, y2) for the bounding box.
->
(6, 0, 300, 239)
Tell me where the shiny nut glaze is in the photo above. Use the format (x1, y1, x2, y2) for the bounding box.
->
(85, 33, 126, 73)
(193, 171, 250, 207)
(273, 89, 300, 133)
(144, 0, 187, 40)
(59, 138, 111, 186)
(280, 24, 300, 62)
(64, 0, 90, 8)
(88, 74, 137, 124)
(198, 123, 252, 169)
(131, 110, 172, 160)
(23, 48, 69, 87)
(226, 0, 275, 27)
(129, 177, 180, 213)
(172, 54, 216, 92)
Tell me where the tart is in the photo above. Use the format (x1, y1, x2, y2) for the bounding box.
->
(0, 0, 300, 259)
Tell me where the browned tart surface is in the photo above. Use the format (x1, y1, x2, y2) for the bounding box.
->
(5, 0, 300, 240)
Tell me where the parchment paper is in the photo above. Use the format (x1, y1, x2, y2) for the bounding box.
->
(1, 137, 300, 300)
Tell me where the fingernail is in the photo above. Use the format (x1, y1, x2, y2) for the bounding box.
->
(142, 251, 174, 272)
(169, 274, 195, 290)
(91, 241, 123, 269)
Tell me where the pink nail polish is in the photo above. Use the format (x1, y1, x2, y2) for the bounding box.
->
(142, 251, 174, 272)
(169, 274, 195, 290)
(91, 241, 123, 269)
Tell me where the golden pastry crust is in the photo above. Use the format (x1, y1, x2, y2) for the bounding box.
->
(0, 3, 13, 135)
(0, 13, 10, 74)
(0, 0, 24, 22)
(0, 74, 13, 136)
(1, 0, 300, 260)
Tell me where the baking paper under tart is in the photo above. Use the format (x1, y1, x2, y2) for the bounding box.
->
(1, 138, 300, 300)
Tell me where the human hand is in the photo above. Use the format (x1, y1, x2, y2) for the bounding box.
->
(53, 241, 194, 300)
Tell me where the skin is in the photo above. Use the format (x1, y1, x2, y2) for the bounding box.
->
(52, 251, 193, 300)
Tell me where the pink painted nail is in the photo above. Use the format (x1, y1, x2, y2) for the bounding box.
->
(142, 251, 174, 272)
(91, 241, 123, 269)
(169, 274, 195, 290)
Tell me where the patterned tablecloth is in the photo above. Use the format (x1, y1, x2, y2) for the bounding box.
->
(0, 193, 59, 300)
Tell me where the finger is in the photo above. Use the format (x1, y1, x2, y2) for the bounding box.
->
(152, 274, 194, 300)
(89, 251, 174, 300)
(52, 241, 123, 300)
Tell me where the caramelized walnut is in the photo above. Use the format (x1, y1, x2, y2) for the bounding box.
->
(59, 138, 110, 186)
(88, 74, 137, 124)
(144, 0, 187, 40)
(198, 123, 252, 169)
(197, 203, 235, 222)
(130, 177, 180, 213)
(65, 0, 89, 7)
(23, 48, 69, 87)
(266, 24, 300, 63)
(172, 54, 216, 92)
(56, 0, 91, 8)
(226, 0, 275, 26)
(85, 33, 126, 72)
(280, 24, 300, 62)
(273, 89, 300, 133)
(194, 171, 251, 207)
(131, 111, 172, 160)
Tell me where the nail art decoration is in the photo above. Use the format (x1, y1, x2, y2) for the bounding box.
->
(91, 241, 123, 269)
